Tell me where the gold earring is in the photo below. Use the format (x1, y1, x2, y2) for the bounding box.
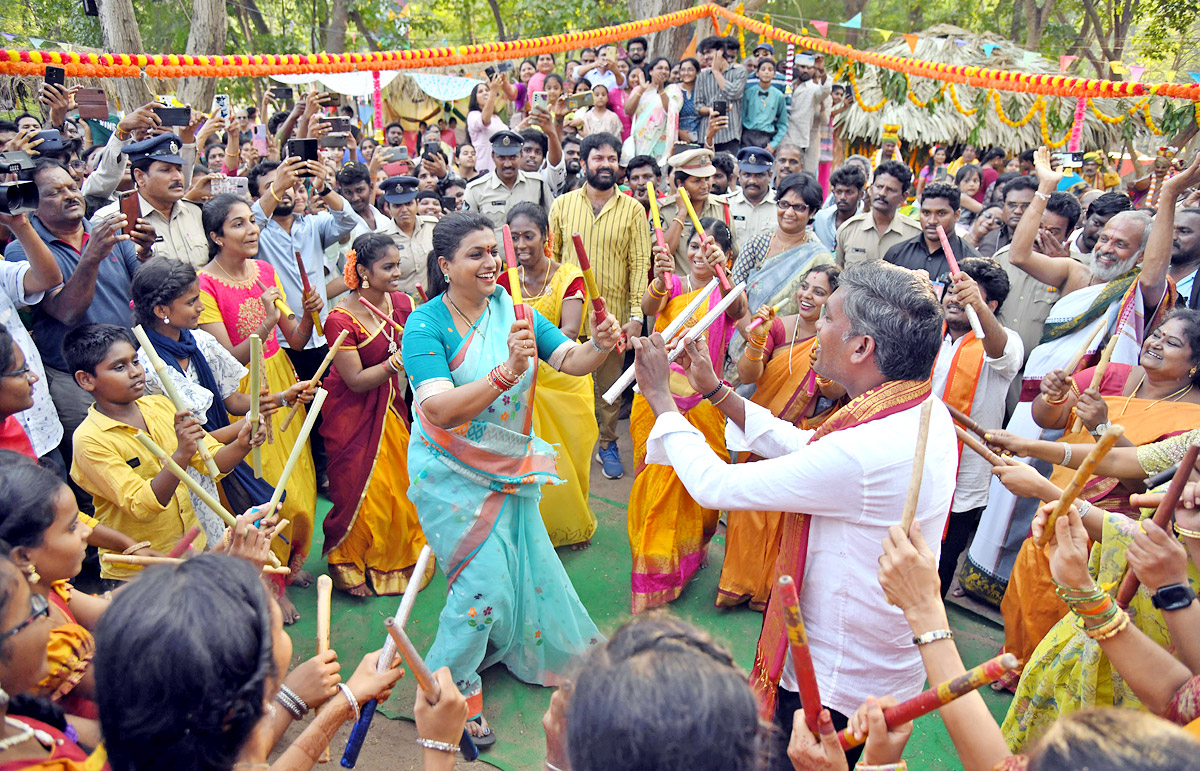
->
(24, 564, 39, 584)
(1191, 366, 1198, 377)
(361, 277, 370, 289)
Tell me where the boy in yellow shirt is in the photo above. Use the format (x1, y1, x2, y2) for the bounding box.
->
(66, 324, 265, 581)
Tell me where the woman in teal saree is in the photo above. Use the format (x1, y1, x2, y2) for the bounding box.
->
(401, 212, 623, 746)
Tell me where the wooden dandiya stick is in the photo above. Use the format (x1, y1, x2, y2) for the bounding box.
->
(1069, 325, 1120, 434)
(1064, 322, 1107, 376)
(570, 233, 609, 320)
(316, 574, 333, 763)
(168, 526, 201, 558)
(956, 425, 1008, 468)
(777, 575, 822, 734)
(132, 325, 221, 478)
(294, 251, 324, 337)
(248, 335, 263, 477)
(266, 388, 327, 513)
(944, 401, 985, 438)
(679, 189, 731, 291)
(281, 329, 349, 431)
(341, 545, 434, 767)
(358, 297, 404, 332)
(601, 277, 721, 404)
(134, 432, 238, 528)
(254, 279, 295, 319)
(937, 225, 984, 338)
(646, 190, 669, 253)
(260, 352, 273, 446)
(899, 399, 935, 533)
(1145, 463, 1180, 490)
(837, 653, 1020, 750)
(1129, 492, 1165, 509)
(1037, 424, 1125, 546)
(1117, 439, 1200, 607)
(501, 224, 527, 323)
(384, 618, 479, 762)
(746, 301, 785, 333)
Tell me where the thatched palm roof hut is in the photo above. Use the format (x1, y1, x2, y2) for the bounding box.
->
(837, 24, 1156, 153)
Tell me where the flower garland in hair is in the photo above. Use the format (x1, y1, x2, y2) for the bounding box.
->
(544, 230, 555, 263)
(343, 249, 360, 290)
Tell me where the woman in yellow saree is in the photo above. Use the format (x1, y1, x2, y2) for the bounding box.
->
(628, 218, 746, 614)
(716, 264, 844, 610)
(500, 203, 597, 548)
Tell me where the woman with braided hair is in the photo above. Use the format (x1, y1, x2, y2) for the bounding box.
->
(319, 232, 431, 597)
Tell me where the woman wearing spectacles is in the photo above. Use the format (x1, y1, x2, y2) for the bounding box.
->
(0, 324, 40, 460)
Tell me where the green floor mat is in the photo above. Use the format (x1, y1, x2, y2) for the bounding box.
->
(289, 495, 1010, 770)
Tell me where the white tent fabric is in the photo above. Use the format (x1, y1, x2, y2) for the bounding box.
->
(269, 71, 402, 97)
(408, 73, 481, 101)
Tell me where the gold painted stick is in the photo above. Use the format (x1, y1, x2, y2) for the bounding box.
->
(101, 553, 288, 575)
(1069, 331, 1118, 434)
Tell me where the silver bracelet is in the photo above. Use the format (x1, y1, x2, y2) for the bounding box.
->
(1077, 500, 1092, 519)
(590, 337, 613, 354)
(912, 629, 954, 646)
(1062, 443, 1072, 466)
(416, 738, 459, 754)
(338, 683, 360, 722)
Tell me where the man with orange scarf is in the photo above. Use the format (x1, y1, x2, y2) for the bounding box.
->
(933, 257, 1023, 595)
(631, 260, 957, 767)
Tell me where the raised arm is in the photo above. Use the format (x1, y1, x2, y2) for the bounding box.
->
(40, 215, 126, 325)
(1007, 148, 1082, 292)
(2, 214, 62, 293)
(1141, 152, 1200, 309)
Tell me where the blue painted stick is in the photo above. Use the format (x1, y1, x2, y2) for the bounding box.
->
(340, 545, 433, 767)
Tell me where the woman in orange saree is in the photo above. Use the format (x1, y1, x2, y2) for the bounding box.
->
(988, 310, 1200, 687)
(628, 218, 746, 614)
(716, 264, 844, 610)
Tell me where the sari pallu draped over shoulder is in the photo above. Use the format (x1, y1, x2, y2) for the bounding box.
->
(750, 377, 932, 718)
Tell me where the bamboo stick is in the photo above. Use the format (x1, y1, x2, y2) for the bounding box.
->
(316, 574, 333, 763)
(900, 399, 935, 533)
(281, 329, 348, 431)
(266, 388, 327, 512)
(1037, 424, 1125, 545)
(1070, 328, 1119, 434)
(248, 335, 263, 477)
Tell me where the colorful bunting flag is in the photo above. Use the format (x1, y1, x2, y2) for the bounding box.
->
(903, 33, 918, 53)
(982, 43, 998, 57)
(878, 30, 893, 41)
(1059, 55, 1077, 73)
(1, 33, 15, 41)
(1022, 51, 1036, 66)
(1109, 61, 1128, 75)
(810, 20, 828, 37)
(954, 39, 967, 47)
(843, 12, 861, 28)
(1129, 65, 1145, 82)
(1189, 72, 1200, 84)
(29, 37, 44, 49)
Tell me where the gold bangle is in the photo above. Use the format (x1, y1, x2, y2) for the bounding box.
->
(267, 185, 282, 203)
(744, 348, 764, 362)
(648, 282, 667, 298)
(1175, 523, 1200, 539)
(1043, 392, 1070, 406)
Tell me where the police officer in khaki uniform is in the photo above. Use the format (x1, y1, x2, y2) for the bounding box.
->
(658, 147, 736, 276)
(381, 175, 436, 300)
(727, 147, 777, 245)
(462, 130, 556, 234)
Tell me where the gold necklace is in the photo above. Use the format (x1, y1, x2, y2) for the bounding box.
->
(519, 262, 552, 299)
(212, 257, 254, 284)
(1119, 373, 1195, 417)
(445, 294, 490, 338)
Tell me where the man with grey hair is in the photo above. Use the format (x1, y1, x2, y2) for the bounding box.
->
(630, 260, 957, 764)
(961, 147, 1183, 606)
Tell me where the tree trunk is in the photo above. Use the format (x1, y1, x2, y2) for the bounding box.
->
(349, 9, 383, 50)
(179, 0, 227, 112)
(97, 0, 153, 111)
(1023, 0, 1054, 49)
(842, 0, 869, 47)
(325, 0, 348, 52)
(487, 0, 508, 41)
(635, 0, 694, 60)
(239, 0, 271, 35)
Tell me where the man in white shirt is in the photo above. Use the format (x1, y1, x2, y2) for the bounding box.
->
(631, 260, 957, 764)
(931, 257, 1023, 594)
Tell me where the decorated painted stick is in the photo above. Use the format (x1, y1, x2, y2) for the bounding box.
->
(899, 399, 935, 533)
(267, 388, 327, 512)
(168, 526, 201, 558)
(944, 402, 984, 438)
(502, 224, 527, 323)
(341, 546, 435, 767)
(134, 432, 237, 528)
(132, 325, 221, 478)
(1037, 424, 1125, 545)
(679, 190, 731, 290)
(956, 425, 1007, 468)
(665, 281, 747, 363)
(777, 575, 822, 734)
(295, 251, 324, 337)
(254, 279, 295, 319)
(646, 190, 669, 253)
(101, 553, 288, 575)
(837, 653, 1020, 750)
(359, 297, 404, 332)
(384, 619, 479, 761)
(317, 574, 333, 763)
(570, 233, 609, 319)
(1070, 330, 1119, 434)
(415, 283, 428, 303)
(248, 335, 263, 477)
(1117, 439, 1200, 607)
(938, 225, 984, 338)
(281, 329, 349, 431)
(746, 302, 785, 333)
(601, 277, 721, 404)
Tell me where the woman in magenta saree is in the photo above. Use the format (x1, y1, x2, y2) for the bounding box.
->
(401, 213, 623, 744)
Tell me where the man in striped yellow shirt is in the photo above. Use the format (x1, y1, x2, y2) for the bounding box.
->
(550, 132, 651, 479)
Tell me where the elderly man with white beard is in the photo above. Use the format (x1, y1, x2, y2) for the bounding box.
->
(960, 146, 1187, 605)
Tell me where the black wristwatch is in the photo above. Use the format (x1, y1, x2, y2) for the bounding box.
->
(1151, 583, 1197, 611)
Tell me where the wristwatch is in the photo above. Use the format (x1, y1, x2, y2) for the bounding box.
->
(1151, 583, 1197, 611)
(1089, 421, 1112, 438)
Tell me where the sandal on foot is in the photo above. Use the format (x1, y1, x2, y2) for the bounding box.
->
(469, 717, 497, 748)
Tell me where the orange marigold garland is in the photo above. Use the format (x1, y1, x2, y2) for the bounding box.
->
(991, 91, 1043, 127)
(946, 83, 978, 116)
(847, 67, 888, 112)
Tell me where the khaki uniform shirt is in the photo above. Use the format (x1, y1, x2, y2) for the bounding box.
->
(95, 194, 209, 268)
(389, 215, 437, 298)
(658, 193, 737, 276)
(727, 188, 777, 246)
(834, 210, 921, 267)
(462, 170, 556, 233)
